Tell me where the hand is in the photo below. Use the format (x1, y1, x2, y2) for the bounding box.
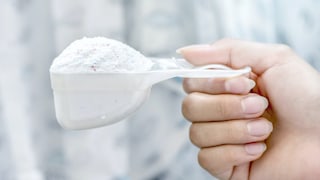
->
(179, 39, 320, 179)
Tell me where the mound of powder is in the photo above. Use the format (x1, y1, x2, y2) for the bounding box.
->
(50, 37, 154, 73)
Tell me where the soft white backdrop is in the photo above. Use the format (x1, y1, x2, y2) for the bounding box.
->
(0, 0, 320, 180)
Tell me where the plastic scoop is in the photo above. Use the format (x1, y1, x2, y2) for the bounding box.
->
(50, 58, 250, 130)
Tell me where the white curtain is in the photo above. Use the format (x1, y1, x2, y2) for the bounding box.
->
(0, 0, 319, 180)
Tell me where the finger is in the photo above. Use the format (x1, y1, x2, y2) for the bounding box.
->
(189, 118, 273, 148)
(183, 76, 256, 95)
(198, 143, 266, 179)
(182, 93, 268, 122)
(230, 163, 250, 180)
(177, 38, 295, 75)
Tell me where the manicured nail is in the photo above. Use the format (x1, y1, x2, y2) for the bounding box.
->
(225, 78, 256, 93)
(247, 120, 273, 136)
(245, 143, 266, 155)
(248, 79, 256, 90)
(176, 48, 183, 54)
(176, 44, 211, 54)
(241, 96, 268, 114)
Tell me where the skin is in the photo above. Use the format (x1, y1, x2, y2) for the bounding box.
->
(179, 39, 320, 180)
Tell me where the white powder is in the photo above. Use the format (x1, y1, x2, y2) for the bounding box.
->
(50, 37, 154, 73)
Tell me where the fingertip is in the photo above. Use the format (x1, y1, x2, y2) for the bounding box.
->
(241, 95, 269, 115)
(247, 119, 273, 137)
(197, 143, 266, 179)
(176, 44, 214, 65)
(248, 79, 256, 90)
(176, 47, 183, 54)
(225, 77, 256, 94)
(244, 143, 267, 155)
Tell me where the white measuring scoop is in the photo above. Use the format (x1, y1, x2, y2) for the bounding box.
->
(50, 58, 251, 130)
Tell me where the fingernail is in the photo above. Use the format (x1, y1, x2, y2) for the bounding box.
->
(176, 48, 182, 54)
(176, 44, 211, 54)
(225, 78, 256, 93)
(245, 143, 266, 155)
(241, 96, 268, 114)
(248, 79, 256, 90)
(247, 120, 273, 136)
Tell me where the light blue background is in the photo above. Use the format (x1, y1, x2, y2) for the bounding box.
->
(0, 0, 319, 179)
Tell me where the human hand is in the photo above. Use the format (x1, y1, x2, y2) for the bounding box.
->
(179, 39, 320, 179)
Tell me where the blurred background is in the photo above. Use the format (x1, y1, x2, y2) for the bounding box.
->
(0, 0, 320, 180)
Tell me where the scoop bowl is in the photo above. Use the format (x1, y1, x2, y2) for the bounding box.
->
(50, 59, 251, 130)
(51, 73, 151, 129)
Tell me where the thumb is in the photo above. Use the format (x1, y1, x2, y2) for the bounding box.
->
(177, 39, 298, 75)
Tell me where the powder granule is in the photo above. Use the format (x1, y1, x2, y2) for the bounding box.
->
(50, 37, 154, 73)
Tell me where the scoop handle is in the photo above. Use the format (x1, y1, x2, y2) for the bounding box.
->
(145, 65, 251, 87)
(149, 58, 251, 78)
(176, 65, 251, 78)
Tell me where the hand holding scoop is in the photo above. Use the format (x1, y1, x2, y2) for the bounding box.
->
(50, 37, 250, 129)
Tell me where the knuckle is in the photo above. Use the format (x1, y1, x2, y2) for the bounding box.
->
(276, 44, 291, 52)
(189, 124, 203, 147)
(198, 150, 211, 170)
(198, 149, 227, 177)
(181, 97, 192, 121)
(271, 44, 294, 59)
(214, 98, 229, 119)
(224, 147, 238, 164)
(224, 123, 239, 142)
(182, 78, 193, 93)
(275, 44, 291, 53)
(228, 121, 248, 142)
(182, 93, 199, 121)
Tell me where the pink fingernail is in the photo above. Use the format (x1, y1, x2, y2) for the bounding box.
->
(225, 78, 256, 94)
(241, 96, 268, 114)
(248, 79, 256, 90)
(245, 143, 266, 155)
(247, 120, 273, 136)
